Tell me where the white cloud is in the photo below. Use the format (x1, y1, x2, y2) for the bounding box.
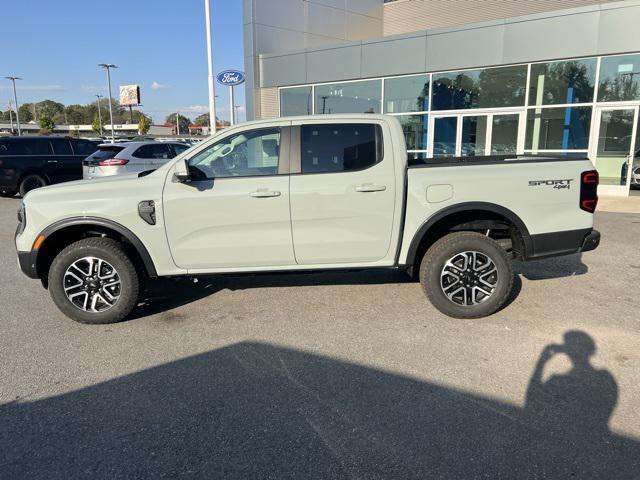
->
(81, 85, 106, 93)
(151, 81, 166, 90)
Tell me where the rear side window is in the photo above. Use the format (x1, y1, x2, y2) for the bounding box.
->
(171, 143, 190, 156)
(87, 146, 125, 161)
(301, 124, 382, 174)
(0, 138, 52, 155)
(50, 138, 73, 155)
(133, 144, 172, 159)
(72, 140, 98, 156)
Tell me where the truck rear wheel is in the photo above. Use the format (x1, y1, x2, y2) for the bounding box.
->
(48, 238, 140, 324)
(419, 232, 513, 319)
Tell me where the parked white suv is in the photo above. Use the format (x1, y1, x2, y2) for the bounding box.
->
(83, 141, 191, 179)
(16, 115, 600, 324)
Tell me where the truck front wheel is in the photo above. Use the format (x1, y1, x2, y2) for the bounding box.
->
(48, 238, 140, 324)
(419, 232, 513, 319)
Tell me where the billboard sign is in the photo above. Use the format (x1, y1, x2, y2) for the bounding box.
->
(119, 85, 141, 106)
(216, 70, 245, 87)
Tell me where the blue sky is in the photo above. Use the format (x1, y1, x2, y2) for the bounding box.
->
(0, 0, 245, 124)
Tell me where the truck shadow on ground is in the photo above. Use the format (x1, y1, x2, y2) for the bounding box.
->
(1, 331, 638, 479)
(132, 254, 587, 320)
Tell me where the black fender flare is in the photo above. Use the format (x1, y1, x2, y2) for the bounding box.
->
(404, 202, 533, 268)
(38, 217, 158, 277)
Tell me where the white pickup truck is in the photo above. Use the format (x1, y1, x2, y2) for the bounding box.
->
(15, 114, 600, 324)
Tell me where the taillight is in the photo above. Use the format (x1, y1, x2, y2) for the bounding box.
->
(580, 170, 598, 213)
(98, 158, 129, 166)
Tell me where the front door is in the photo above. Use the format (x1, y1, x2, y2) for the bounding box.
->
(591, 106, 637, 196)
(163, 124, 295, 270)
(289, 121, 396, 265)
(429, 111, 523, 158)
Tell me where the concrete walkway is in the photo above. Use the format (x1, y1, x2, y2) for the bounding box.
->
(598, 195, 640, 214)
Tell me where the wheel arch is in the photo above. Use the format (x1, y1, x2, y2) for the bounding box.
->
(35, 217, 158, 287)
(404, 202, 532, 276)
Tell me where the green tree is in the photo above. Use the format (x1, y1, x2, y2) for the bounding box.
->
(39, 114, 55, 134)
(138, 114, 151, 134)
(194, 113, 210, 126)
(36, 100, 64, 119)
(92, 116, 103, 134)
(17, 104, 33, 123)
(165, 113, 191, 134)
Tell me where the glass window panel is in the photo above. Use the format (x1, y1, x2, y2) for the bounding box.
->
(384, 75, 429, 113)
(280, 86, 312, 117)
(396, 114, 428, 151)
(595, 109, 634, 186)
(461, 116, 488, 156)
(432, 65, 527, 110)
(433, 117, 457, 157)
(598, 54, 640, 102)
(314, 80, 381, 114)
(188, 128, 280, 179)
(491, 114, 519, 155)
(300, 124, 381, 174)
(529, 59, 596, 105)
(525, 106, 592, 150)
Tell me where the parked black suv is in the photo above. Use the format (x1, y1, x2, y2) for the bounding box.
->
(0, 136, 98, 197)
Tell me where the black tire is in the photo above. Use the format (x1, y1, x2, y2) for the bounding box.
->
(419, 232, 513, 319)
(19, 173, 47, 197)
(0, 190, 16, 197)
(48, 238, 140, 324)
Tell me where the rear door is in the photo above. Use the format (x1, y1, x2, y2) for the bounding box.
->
(131, 143, 173, 171)
(289, 121, 396, 265)
(49, 138, 80, 183)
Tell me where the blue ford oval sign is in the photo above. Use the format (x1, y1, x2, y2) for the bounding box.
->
(216, 70, 245, 87)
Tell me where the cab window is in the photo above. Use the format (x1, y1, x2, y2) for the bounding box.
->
(300, 123, 382, 174)
(188, 128, 280, 180)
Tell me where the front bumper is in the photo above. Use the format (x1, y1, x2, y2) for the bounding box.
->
(17, 250, 39, 279)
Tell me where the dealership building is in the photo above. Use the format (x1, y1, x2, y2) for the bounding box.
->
(243, 0, 640, 196)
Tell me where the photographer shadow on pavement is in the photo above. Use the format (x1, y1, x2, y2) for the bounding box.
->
(1, 331, 638, 479)
(524, 330, 617, 438)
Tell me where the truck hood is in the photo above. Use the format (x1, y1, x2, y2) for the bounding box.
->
(23, 170, 165, 218)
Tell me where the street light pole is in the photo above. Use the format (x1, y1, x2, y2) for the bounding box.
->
(98, 63, 117, 143)
(8, 100, 14, 133)
(176, 112, 180, 136)
(5, 76, 21, 136)
(204, 0, 217, 135)
(95, 94, 104, 136)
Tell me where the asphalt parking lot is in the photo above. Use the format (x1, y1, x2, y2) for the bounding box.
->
(1, 196, 639, 479)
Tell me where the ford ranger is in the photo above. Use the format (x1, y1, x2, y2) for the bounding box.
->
(15, 114, 600, 324)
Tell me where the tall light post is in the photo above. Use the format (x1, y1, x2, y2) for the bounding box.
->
(98, 63, 117, 142)
(95, 94, 104, 136)
(8, 100, 14, 133)
(204, 0, 217, 135)
(5, 76, 21, 136)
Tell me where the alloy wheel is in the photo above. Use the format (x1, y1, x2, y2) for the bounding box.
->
(63, 257, 121, 312)
(440, 251, 498, 306)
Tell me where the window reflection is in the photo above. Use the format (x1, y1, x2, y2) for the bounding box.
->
(432, 65, 527, 110)
(529, 59, 596, 105)
(280, 86, 312, 117)
(384, 75, 429, 113)
(525, 107, 592, 150)
(314, 80, 381, 114)
(598, 54, 640, 102)
(396, 114, 428, 151)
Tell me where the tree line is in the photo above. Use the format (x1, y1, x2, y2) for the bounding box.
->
(1, 99, 226, 135)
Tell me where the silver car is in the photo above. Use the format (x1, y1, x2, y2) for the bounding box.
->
(83, 141, 191, 179)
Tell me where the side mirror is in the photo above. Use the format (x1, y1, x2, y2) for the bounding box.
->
(174, 158, 191, 183)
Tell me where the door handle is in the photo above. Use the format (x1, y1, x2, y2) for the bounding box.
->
(355, 183, 386, 192)
(47, 160, 59, 163)
(250, 189, 281, 198)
